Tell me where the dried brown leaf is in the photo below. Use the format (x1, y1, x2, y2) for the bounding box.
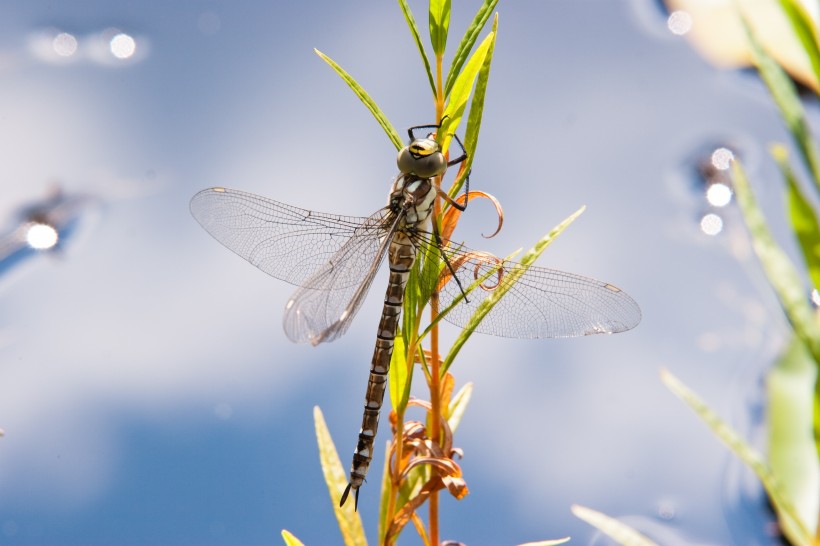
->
(440, 190, 504, 241)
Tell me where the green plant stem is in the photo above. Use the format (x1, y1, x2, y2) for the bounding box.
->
(426, 48, 447, 546)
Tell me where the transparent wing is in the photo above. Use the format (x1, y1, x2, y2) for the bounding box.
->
(419, 236, 641, 338)
(190, 187, 389, 287)
(283, 213, 401, 345)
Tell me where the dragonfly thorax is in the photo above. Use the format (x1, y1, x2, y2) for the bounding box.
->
(396, 137, 447, 179)
(390, 175, 436, 227)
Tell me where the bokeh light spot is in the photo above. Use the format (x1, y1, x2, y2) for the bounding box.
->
(706, 182, 733, 207)
(110, 33, 136, 59)
(52, 32, 78, 57)
(700, 213, 723, 235)
(656, 498, 678, 521)
(667, 10, 693, 35)
(26, 222, 59, 250)
(711, 147, 734, 170)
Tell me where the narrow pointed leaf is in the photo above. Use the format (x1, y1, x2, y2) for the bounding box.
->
(450, 14, 497, 199)
(444, 0, 498, 97)
(314, 406, 367, 546)
(447, 381, 473, 432)
(768, 337, 820, 539)
(773, 144, 820, 293)
(395, 464, 428, 520)
(463, 14, 497, 156)
(315, 49, 403, 150)
(281, 530, 306, 546)
(402, 257, 421, 339)
(777, 0, 820, 91)
(571, 504, 657, 546)
(661, 370, 813, 545)
(397, 0, 436, 97)
(516, 540, 570, 546)
(429, 0, 451, 57)
(743, 15, 820, 191)
(442, 206, 586, 373)
(438, 31, 493, 155)
(732, 160, 820, 365)
(377, 441, 392, 545)
(389, 334, 412, 414)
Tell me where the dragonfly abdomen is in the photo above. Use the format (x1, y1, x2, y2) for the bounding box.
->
(340, 234, 416, 509)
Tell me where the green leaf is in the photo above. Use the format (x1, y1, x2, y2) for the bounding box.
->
(463, 14, 496, 157)
(441, 205, 586, 374)
(396, 463, 428, 511)
(417, 237, 446, 306)
(661, 370, 813, 546)
(449, 14, 497, 200)
(571, 504, 657, 546)
(816, 379, 820, 468)
(774, 144, 820, 292)
(732, 160, 820, 366)
(314, 49, 403, 150)
(447, 381, 473, 433)
(313, 406, 367, 546)
(768, 336, 820, 539)
(777, 0, 820, 93)
(438, 31, 494, 155)
(743, 14, 820, 191)
(444, 0, 498, 98)
(429, 0, 451, 57)
(402, 256, 420, 339)
(388, 334, 412, 415)
(377, 441, 391, 545)
(397, 0, 436, 98)
(281, 529, 306, 546)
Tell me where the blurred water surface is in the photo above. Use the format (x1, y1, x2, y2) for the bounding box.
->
(0, 1, 798, 544)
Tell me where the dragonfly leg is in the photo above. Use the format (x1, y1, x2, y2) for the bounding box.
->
(447, 132, 467, 167)
(434, 171, 471, 213)
(408, 123, 444, 141)
(432, 218, 470, 303)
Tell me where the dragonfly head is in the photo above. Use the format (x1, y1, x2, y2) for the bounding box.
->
(397, 137, 447, 179)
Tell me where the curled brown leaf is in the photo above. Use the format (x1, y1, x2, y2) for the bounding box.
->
(440, 189, 504, 242)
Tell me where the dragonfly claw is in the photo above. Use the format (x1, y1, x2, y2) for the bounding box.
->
(339, 482, 359, 511)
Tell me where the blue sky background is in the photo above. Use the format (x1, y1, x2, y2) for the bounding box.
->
(0, 1, 802, 544)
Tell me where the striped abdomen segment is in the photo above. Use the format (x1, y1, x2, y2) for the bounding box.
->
(340, 233, 416, 508)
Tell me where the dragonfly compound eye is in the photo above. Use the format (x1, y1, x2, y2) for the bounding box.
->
(397, 138, 447, 178)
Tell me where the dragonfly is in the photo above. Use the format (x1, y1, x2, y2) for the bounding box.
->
(189, 124, 641, 509)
